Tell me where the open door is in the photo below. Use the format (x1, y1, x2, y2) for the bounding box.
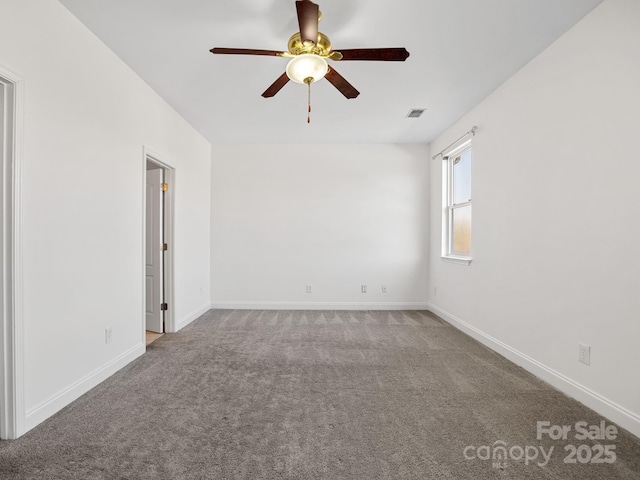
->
(145, 167, 164, 333)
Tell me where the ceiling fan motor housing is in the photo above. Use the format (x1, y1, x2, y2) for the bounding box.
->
(287, 32, 332, 57)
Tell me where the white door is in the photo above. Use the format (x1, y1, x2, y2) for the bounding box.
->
(145, 168, 164, 333)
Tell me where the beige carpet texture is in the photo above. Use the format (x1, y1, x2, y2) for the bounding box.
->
(1, 309, 638, 479)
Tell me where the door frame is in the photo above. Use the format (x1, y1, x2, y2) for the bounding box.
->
(142, 148, 175, 338)
(0, 66, 24, 440)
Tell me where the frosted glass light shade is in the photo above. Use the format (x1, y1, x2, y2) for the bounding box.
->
(286, 54, 328, 84)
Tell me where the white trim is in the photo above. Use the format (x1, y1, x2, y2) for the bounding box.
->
(440, 255, 472, 266)
(432, 128, 476, 160)
(0, 66, 24, 440)
(211, 301, 431, 311)
(142, 147, 175, 335)
(428, 303, 640, 439)
(175, 303, 212, 331)
(442, 138, 472, 160)
(24, 344, 144, 434)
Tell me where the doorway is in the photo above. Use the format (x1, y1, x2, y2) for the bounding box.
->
(0, 68, 24, 440)
(143, 150, 174, 342)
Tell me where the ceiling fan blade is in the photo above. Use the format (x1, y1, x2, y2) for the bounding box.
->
(210, 47, 286, 57)
(262, 72, 290, 98)
(334, 48, 410, 61)
(324, 67, 359, 99)
(296, 0, 319, 45)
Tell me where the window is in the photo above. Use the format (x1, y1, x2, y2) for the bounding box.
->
(442, 140, 472, 264)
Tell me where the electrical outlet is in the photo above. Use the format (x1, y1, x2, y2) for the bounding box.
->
(579, 343, 590, 366)
(306, 284, 312, 293)
(105, 328, 112, 344)
(381, 285, 387, 293)
(361, 285, 367, 293)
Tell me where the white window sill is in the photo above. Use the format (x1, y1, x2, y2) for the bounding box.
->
(441, 255, 472, 266)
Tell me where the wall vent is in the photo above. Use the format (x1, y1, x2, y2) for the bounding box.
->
(406, 108, 426, 118)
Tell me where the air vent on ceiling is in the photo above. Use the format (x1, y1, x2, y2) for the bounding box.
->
(406, 108, 426, 118)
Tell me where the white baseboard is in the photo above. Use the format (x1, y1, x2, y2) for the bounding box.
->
(211, 301, 430, 311)
(24, 343, 145, 434)
(428, 303, 640, 439)
(174, 303, 212, 331)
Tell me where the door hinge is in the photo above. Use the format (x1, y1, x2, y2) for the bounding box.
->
(162, 243, 168, 251)
(162, 183, 168, 192)
(160, 303, 168, 311)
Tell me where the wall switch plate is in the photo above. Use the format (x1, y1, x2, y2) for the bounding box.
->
(433, 287, 437, 296)
(105, 328, 112, 344)
(306, 284, 312, 293)
(579, 343, 590, 365)
(381, 285, 387, 293)
(361, 285, 367, 293)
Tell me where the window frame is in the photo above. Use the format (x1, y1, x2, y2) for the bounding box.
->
(441, 139, 472, 265)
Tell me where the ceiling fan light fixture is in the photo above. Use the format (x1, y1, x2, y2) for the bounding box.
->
(286, 54, 328, 84)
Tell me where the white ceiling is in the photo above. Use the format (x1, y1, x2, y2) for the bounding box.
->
(58, 0, 602, 144)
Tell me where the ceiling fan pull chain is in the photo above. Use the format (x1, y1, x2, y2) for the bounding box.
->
(307, 79, 312, 124)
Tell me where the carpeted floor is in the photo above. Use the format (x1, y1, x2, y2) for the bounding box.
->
(1, 310, 639, 479)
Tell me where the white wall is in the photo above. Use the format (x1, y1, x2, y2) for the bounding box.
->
(211, 144, 429, 309)
(0, 0, 211, 434)
(429, 0, 640, 437)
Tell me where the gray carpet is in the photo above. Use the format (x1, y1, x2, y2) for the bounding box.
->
(1, 310, 639, 479)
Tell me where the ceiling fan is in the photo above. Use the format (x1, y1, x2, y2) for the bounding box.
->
(210, 0, 409, 120)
